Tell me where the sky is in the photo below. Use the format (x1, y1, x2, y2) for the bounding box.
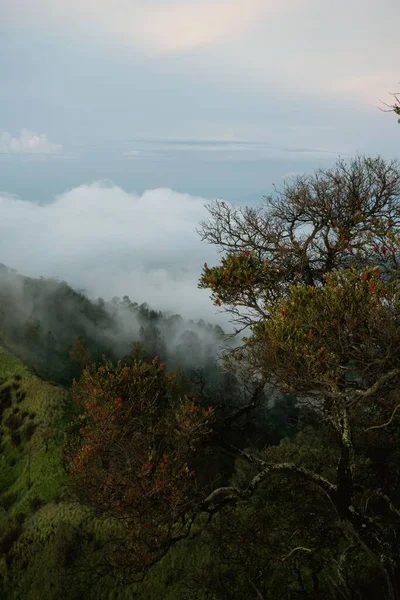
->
(0, 0, 399, 325)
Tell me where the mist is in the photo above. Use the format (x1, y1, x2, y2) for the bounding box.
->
(0, 261, 243, 394)
(0, 182, 233, 329)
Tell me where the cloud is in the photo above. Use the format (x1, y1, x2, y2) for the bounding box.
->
(2, 0, 277, 53)
(117, 138, 348, 163)
(122, 150, 141, 159)
(0, 183, 231, 326)
(125, 0, 274, 53)
(0, 129, 63, 155)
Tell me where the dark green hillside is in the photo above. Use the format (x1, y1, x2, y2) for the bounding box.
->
(0, 264, 117, 385)
(0, 264, 232, 387)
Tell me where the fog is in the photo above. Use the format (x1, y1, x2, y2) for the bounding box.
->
(0, 261, 243, 392)
(0, 182, 234, 329)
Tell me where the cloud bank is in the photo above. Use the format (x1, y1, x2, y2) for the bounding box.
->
(0, 130, 63, 155)
(0, 183, 231, 327)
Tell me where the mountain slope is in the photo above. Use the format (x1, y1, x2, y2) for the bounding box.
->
(0, 345, 81, 599)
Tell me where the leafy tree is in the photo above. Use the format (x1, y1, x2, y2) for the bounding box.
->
(69, 336, 93, 374)
(139, 324, 167, 362)
(64, 358, 215, 580)
(198, 155, 400, 331)
(23, 317, 41, 346)
(175, 329, 203, 369)
(185, 426, 386, 600)
(197, 156, 400, 599)
(45, 330, 56, 357)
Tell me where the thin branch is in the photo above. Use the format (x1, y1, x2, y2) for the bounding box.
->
(282, 546, 314, 561)
(223, 379, 267, 426)
(364, 402, 400, 433)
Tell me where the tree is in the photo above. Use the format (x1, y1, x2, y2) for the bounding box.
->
(244, 267, 400, 576)
(198, 156, 400, 333)
(139, 325, 167, 363)
(197, 156, 400, 599)
(69, 336, 93, 373)
(380, 90, 400, 123)
(64, 358, 215, 580)
(45, 330, 56, 357)
(23, 317, 41, 346)
(175, 329, 203, 370)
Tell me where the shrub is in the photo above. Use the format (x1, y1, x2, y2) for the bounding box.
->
(29, 497, 44, 513)
(10, 431, 21, 447)
(24, 422, 36, 441)
(15, 512, 26, 525)
(0, 386, 12, 417)
(0, 385, 12, 399)
(0, 491, 19, 511)
(5, 414, 24, 431)
(16, 391, 27, 403)
(0, 524, 23, 557)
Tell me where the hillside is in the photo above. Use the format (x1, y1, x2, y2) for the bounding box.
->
(0, 264, 233, 387)
(0, 345, 76, 598)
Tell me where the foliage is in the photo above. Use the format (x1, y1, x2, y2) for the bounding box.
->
(64, 358, 215, 578)
(198, 155, 400, 329)
(198, 156, 400, 599)
(246, 266, 400, 397)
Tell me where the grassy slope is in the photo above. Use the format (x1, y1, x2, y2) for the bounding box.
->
(0, 346, 68, 511)
(0, 345, 86, 599)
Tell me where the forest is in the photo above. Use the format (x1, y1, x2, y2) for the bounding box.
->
(1, 153, 400, 599)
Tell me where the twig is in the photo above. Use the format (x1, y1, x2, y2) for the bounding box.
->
(282, 546, 313, 561)
(364, 402, 400, 433)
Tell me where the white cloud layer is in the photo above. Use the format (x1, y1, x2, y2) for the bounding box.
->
(0, 184, 231, 326)
(0, 130, 63, 155)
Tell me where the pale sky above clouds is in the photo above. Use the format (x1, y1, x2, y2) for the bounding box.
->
(0, 0, 399, 319)
(1, 0, 398, 151)
(2, 0, 277, 53)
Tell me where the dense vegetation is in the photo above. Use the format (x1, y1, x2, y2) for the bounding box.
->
(1, 155, 400, 599)
(0, 264, 232, 386)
